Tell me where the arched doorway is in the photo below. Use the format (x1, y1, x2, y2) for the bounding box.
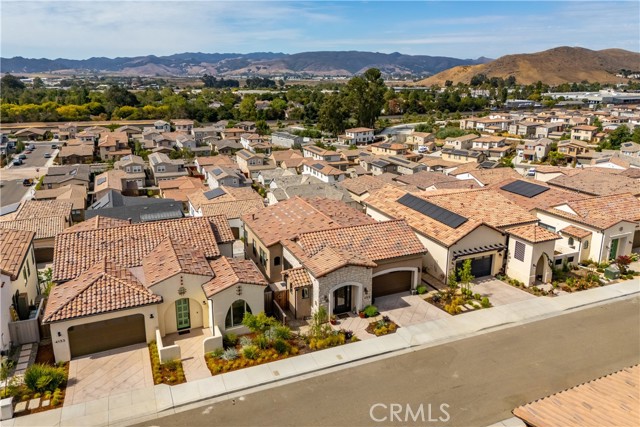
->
(329, 282, 364, 315)
(535, 254, 546, 283)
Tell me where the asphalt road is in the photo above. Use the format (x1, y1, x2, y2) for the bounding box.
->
(139, 296, 640, 427)
(0, 179, 32, 207)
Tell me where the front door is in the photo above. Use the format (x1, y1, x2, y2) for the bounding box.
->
(609, 238, 619, 260)
(175, 298, 191, 330)
(333, 286, 351, 314)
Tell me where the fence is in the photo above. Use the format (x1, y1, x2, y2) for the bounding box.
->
(8, 298, 44, 346)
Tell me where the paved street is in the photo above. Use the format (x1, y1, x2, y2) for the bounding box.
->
(0, 179, 31, 207)
(141, 296, 640, 427)
(1, 142, 57, 207)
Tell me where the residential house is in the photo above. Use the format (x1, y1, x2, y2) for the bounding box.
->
(34, 184, 87, 222)
(175, 134, 196, 150)
(266, 175, 322, 204)
(370, 142, 408, 156)
(508, 121, 538, 137)
(211, 139, 243, 155)
(620, 141, 640, 157)
(221, 128, 245, 140)
(547, 168, 640, 196)
(236, 150, 276, 178)
(365, 187, 538, 285)
(43, 165, 91, 190)
(57, 144, 94, 165)
(441, 148, 486, 164)
(443, 134, 478, 150)
(76, 131, 99, 144)
(44, 216, 257, 362)
(154, 120, 171, 132)
(271, 132, 303, 148)
(405, 132, 435, 152)
(13, 128, 49, 141)
(98, 132, 131, 161)
(535, 123, 565, 139)
(192, 126, 220, 144)
(268, 180, 357, 209)
(505, 224, 561, 286)
(94, 169, 144, 200)
(173, 119, 194, 132)
(302, 160, 347, 183)
(148, 152, 188, 185)
(236, 121, 257, 132)
(280, 220, 426, 319)
(242, 197, 375, 283)
(0, 230, 39, 352)
(571, 125, 598, 142)
(517, 138, 552, 162)
(159, 176, 208, 208)
(556, 140, 594, 164)
(302, 145, 343, 163)
(114, 125, 142, 139)
(535, 193, 640, 263)
(194, 155, 236, 176)
(87, 190, 184, 223)
(257, 168, 296, 187)
(338, 175, 390, 204)
(205, 165, 249, 189)
(0, 200, 72, 262)
(339, 127, 374, 145)
(270, 149, 304, 168)
(451, 167, 521, 187)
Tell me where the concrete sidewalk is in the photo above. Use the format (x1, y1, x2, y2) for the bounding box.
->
(6, 279, 639, 427)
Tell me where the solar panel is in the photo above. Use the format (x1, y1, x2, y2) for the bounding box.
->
(204, 188, 226, 200)
(397, 193, 468, 229)
(312, 163, 325, 170)
(212, 168, 222, 176)
(500, 180, 549, 198)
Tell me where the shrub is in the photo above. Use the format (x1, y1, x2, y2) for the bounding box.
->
(416, 285, 428, 295)
(341, 329, 354, 340)
(363, 305, 378, 318)
(242, 345, 259, 360)
(242, 312, 278, 334)
(273, 325, 292, 340)
(239, 336, 253, 348)
(254, 335, 269, 350)
(221, 348, 238, 361)
(210, 348, 224, 359)
(481, 297, 491, 308)
(24, 364, 66, 393)
(586, 273, 600, 283)
(473, 293, 481, 300)
(223, 333, 238, 348)
(273, 339, 291, 355)
(596, 268, 604, 273)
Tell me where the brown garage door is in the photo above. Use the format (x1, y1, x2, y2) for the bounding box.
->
(372, 270, 412, 299)
(68, 314, 146, 358)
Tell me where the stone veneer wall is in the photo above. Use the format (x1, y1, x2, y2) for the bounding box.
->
(312, 265, 373, 314)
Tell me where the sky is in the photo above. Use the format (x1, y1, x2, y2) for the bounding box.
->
(1, 1, 639, 60)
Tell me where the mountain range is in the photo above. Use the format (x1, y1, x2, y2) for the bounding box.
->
(418, 47, 640, 86)
(0, 51, 491, 77)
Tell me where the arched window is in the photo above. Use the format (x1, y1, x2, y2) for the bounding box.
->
(274, 256, 281, 266)
(583, 240, 589, 249)
(225, 299, 251, 329)
(568, 237, 575, 247)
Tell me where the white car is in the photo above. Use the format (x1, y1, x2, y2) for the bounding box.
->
(417, 146, 428, 153)
(527, 167, 536, 177)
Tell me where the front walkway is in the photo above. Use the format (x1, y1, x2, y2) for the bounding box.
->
(65, 343, 153, 406)
(163, 328, 212, 382)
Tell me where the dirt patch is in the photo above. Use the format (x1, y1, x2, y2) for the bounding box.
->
(35, 343, 55, 365)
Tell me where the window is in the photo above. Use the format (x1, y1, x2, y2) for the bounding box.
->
(23, 268, 27, 284)
(568, 256, 574, 263)
(259, 248, 267, 267)
(568, 237, 575, 248)
(301, 287, 310, 299)
(274, 256, 281, 266)
(225, 299, 251, 329)
(157, 166, 166, 172)
(539, 223, 556, 232)
(514, 241, 526, 262)
(583, 240, 589, 249)
(555, 259, 562, 265)
(26, 260, 30, 277)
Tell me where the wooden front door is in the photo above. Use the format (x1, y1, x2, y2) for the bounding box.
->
(609, 238, 619, 260)
(175, 298, 191, 330)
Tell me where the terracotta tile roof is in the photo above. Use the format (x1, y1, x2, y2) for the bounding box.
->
(419, 157, 461, 169)
(53, 217, 222, 282)
(43, 259, 162, 323)
(195, 155, 236, 168)
(283, 240, 376, 278)
(63, 216, 130, 233)
(3, 200, 73, 221)
(98, 132, 128, 147)
(541, 193, 640, 230)
(394, 170, 459, 189)
(159, 177, 207, 202)
(507, 224, 560, 243)
(619, 167, 640, 179)
(282, 267, 312, 288)
(338, 175, 385, 196)
(513, 365, 640, 427)
(559, 225, 592, 239)
(201, 199, 264, 220)
(242, 197, 373, 248)
(0, 229, 35, 280)
(491, 178, 589, 212)
(58, 144, 94, 157)
(294, 220, 426, 263)
(270, 149, 303, 162)
(548, 169, 640, 196)
(207, 215, 235, 244)
(464, 168, 521, 186)
(203, 257, 267, 297)
(0, 216, 68, 239)
(188, 186, 262, 210)
(430, 179, 480, 190)
(142, 238, 213, 286)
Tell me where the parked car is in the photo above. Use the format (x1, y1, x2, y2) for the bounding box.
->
(12, 158, 23, 166)
(18, 154, 27, 160)
(44, 153, 51, 158)
(51, 144, 58, 149)
(418, 146, 428, 153)
(527, 167, 536, 177)
(22, 178, 34, 186)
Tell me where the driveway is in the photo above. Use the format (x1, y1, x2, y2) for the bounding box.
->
(64, 343, 153, 406)
(470, 277, 537, 306)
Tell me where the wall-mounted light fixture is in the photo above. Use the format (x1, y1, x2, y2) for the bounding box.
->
(364, 288, 369, 295)
(323, 295, 328, 303)
(149, 314, 154, 319)
(57, 331, 62, 337)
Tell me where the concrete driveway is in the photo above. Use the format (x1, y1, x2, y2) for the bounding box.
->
(64, 343, 153, 406)
(376, 291, 450, 326)
(470, 277, 537, 306)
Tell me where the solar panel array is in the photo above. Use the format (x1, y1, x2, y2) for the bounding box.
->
(204, 188, 226, 200)
(500, 180, 550, 198)
(212, 168, 223, 176)
(397, 193, 468, 229)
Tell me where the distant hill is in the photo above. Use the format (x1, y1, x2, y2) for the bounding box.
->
(0, 51, 489, 77)
(417, 47, 640, 86)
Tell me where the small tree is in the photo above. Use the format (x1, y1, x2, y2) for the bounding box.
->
(458, 259, 475, 295)
(615, 255, 632, 275)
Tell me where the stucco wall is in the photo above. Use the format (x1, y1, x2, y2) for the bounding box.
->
(49, 305, 159, 363)
(506, 238, 555, 286)
(210, 283, 265, 335)
(152, 273, 210, 336)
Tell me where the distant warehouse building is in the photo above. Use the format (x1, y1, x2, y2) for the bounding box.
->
(271, 132, 303, 148)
